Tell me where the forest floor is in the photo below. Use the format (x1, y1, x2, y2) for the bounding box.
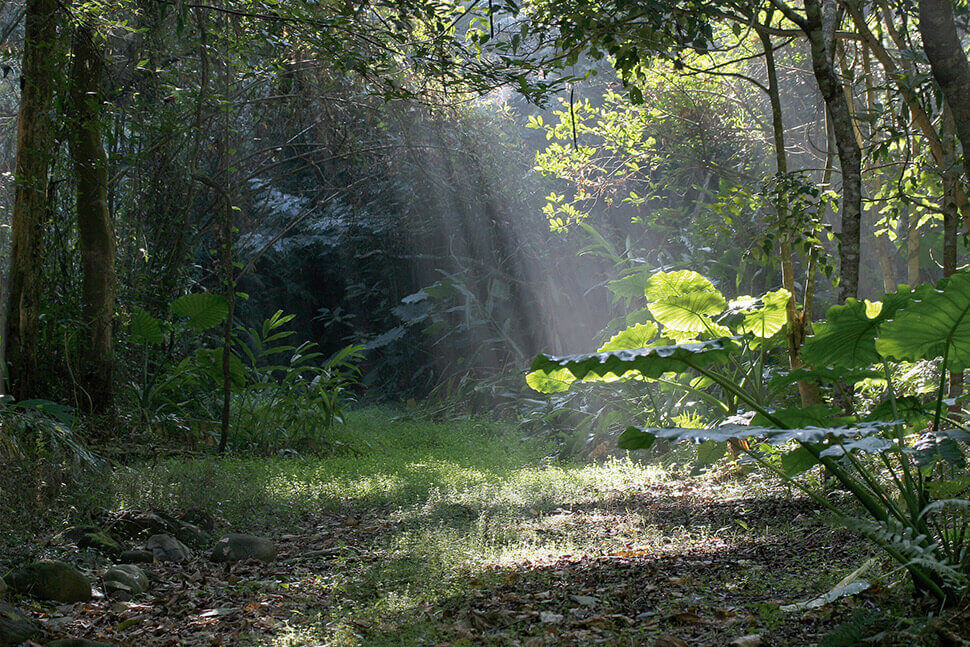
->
(4, 408, 957, 646)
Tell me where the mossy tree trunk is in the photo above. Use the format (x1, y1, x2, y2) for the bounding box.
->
(5, 0, 59, 399)
(68, 22, 116, 415)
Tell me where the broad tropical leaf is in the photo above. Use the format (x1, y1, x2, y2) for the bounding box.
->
(527, 338, 741, 394)
(801, 287, 919, 369)
(877, 272, 970, 370)
(131, 307, 164, 345)
(171, 293, 230, 331)
(768, 367, 882, 392)
(597, 322, 659, 351)
(644, 270, 726, 333)
(618, 421, 901, 452)
(737, 288, 791, 338)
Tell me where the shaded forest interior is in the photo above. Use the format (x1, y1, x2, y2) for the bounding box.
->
(3, 1, 970, 646)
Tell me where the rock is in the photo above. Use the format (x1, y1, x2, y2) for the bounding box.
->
(46, 639, 114, 646)
(146, 534, 191, 563)
(5, 561, 91, 603)
(171, 520, 211, 549)
(117, 550, 154, 564)
(77, 530, 124, 556)
(210, 534, 277, 563)
(730, 635, 762, 647)
(0, 600, 41, 646)
(110, 512, 170, 540)
(102, 565, 149, 599)
(178, 508, 215, 534)
(570, 594, 598, 607)
(655, 637, 689, 647)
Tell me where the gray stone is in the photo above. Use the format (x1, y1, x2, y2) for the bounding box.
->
(0, 600, 41, 646)
(46, 639, 114, 647)
(5, 561, 91, 603)
(110, 512, 169, 540)
(117, 550, 154, 564)
(172, 521, 211, 549)
(102, 565, 149, 599)
(146, 534, 191, 563)
(178, 508, 215, 534)
(210, 534, 276, 563)
(77, 530, 123, 556)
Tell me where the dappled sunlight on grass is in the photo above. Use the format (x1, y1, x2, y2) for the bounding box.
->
(105, 407, 873, 646)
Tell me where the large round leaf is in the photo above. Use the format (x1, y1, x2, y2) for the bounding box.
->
(877, 272, 970, 370)
(130, 307, 164, 345)
(738, 288, 791, 338)
(801, 285, 921, 369)
(644, 270, 726, 333)
(171, 293, 230, 331)
(527, 337, 740, 393)
(597, 322, 659, 351)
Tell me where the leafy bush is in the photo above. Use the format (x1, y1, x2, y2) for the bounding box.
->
(528, 270, 970, 605)
(128, 295, 363, 452)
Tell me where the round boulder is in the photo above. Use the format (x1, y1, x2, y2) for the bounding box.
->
(117, 549, 154, 564)
(146, 534, 191, 563)
(210, 534, 277, 563)
(0, 600, 41, 646)
(5, 561, 91, 603)
(77, 530, 124, 556)
(102, 565, 149, 599)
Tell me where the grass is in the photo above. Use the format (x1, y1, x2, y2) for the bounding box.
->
(87, 406, 914, 646)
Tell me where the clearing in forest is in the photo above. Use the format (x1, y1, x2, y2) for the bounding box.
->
(5, 409, 930, 646)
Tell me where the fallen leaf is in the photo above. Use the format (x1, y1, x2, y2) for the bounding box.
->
(730, 635, 763, 647)
(655, 636, 690, 647)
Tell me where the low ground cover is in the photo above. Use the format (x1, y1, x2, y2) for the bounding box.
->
(2, 408, 957, 646)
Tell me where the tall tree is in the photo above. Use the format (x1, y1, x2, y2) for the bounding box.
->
(919, 0, 970, 187)
(5, 0, 59, 399)
(67, 19, 116, 415)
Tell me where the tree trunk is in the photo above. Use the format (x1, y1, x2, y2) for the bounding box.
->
(5, 0, 59, 400)
(941, 107, 963, 406)
(68, 23, 116, 416)
(757, 19, 819, 407)
(919, 0, 970, 187)
(804, 0, 863, 303)
(848, 1, 970, 230)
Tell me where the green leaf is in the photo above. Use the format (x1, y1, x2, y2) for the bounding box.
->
(525, 367, 575, 393)
(802, 286, 917, 368)
(876, 272, 970, 370)
(171, 293, 229, 331)
(597, 322, 659, 351)
(695, 440, 727, 468)
(911, 431, 966, 468)
(738, 288, 791, 338)
(751, 405, 854, 428)
(768, 367, 882, 392)
(866, 396, 926, 426)
(528, 337, 741, 394)
(781, 446, 819, 476)
(131, 307, 164, 345)
(618, 421, 899, 451)
(644, 270, 726, 333)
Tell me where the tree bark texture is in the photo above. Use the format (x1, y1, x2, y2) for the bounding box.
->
(68, 23, 117, 415)
(919, 0, 970, 188)
(5, 0, 58, 400)
(804, 0, 863, 302)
